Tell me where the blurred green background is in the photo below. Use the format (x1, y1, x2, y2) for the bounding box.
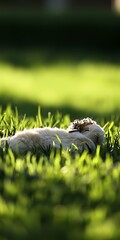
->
(0, 1, 120, 120)
(0, 3, 120, 240)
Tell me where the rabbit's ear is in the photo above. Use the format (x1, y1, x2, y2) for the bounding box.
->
(67, 118, 95, 133)
(67, 119, 84, 132)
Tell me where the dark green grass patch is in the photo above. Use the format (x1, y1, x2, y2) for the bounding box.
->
(0, 106, 120, 240)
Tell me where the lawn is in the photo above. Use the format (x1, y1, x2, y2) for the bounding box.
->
(0, 10, 120, 240)
(0, 105, 120, 240)
(0, 46, 120, 240)
(0, 48, 120, 118)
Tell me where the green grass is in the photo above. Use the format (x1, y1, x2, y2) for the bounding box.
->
(0, 49, 120, 116)
(0, 106, 120, 240)
(0, 47, 120, 239)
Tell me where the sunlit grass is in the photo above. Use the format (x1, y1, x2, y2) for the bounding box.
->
(0, 59, 120, 113)
(0, 101, 119, 240)
(0, 47, 120, 239)
(0, 107, 119, 240)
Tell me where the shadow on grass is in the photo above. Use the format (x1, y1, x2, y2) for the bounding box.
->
(0, 95, 119, 124)
(0, 47, 120, 68)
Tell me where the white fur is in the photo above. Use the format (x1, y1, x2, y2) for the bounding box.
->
(0, 119, 104, 155)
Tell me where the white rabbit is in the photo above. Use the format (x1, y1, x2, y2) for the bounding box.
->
(0, 118, 104, 155)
